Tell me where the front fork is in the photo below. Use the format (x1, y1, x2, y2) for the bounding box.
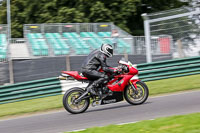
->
(129, 80, 139, 95)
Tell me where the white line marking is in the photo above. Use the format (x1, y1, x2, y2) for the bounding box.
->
(69, 118, 157, 132)
(69, 129, 86, 132)
(148, 119, 155, 120)
(117, 121, 138, 125)
(117, 118, 155, 126)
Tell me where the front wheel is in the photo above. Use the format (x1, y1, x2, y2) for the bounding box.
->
(63, 87, 90, 114)
(124, 81, 149, 105)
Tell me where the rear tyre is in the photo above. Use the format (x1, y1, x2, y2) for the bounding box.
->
(63, 87, 90, 114)
(124, 81, 149, 105)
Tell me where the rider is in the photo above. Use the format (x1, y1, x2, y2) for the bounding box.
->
(81, 44, 116, 95)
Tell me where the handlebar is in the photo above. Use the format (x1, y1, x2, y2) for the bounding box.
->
(117, 64, 129, 73)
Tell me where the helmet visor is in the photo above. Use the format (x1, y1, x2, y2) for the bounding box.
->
(107, 47, 113, 56)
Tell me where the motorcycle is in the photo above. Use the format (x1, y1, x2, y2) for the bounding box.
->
(58, 58, 149, 114)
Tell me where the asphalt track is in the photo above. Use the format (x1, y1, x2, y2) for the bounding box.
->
(0, 90, 200, 133)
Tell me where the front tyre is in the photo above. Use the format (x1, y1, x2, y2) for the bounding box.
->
(63, 87, 90, 114)
(124, 81, 149, 105)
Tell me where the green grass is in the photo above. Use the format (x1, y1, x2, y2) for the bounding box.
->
(66, 113, 200, 133)
(0, 95, 63, 118)
(146, 74, 200, 95)
(0, 74, 200, 119)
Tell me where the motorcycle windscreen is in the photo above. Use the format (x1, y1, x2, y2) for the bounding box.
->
(101, 92, 123, 105)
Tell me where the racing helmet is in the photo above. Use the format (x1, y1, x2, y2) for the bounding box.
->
(100, 44, 113, 57)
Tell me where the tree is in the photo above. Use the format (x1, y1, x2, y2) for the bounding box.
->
(89, 1, 113, 22)
(0, 0, 187, 37)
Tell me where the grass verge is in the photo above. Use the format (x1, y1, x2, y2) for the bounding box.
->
(146, 74, 200, 95)
(66, 113, 200, 133)
(0, 74, 200, 119)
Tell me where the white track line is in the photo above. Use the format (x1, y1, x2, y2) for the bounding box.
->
(69, 118, 155, 132)
(116, 121, 139, 125)
(68, 129, 86, 132)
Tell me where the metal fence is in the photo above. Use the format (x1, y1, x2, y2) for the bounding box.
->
(8, 36, 172, 58)
(24, 23, 131, 37)
(143, 6, 200, 62)
(0, 24, 9, 82)
(23, 23, 135, 57)
(0, 24, 8, 34)
(0, 22, 178, 62)
(0, 24, 9, 62)
(24, 23, 174, 58)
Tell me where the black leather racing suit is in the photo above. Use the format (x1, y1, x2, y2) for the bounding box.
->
(81, 49, 114, 90)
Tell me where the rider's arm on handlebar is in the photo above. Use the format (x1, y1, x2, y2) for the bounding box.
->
(98, 54, 115, 73)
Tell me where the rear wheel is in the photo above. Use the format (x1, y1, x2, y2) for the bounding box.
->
(63, 87, 90, 114)
(124, 81, 149, 105)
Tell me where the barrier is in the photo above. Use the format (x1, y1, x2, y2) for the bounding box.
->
(0, 56, 200, 104)
(0, 77, 61, 104)
(138, 56, 200, 81)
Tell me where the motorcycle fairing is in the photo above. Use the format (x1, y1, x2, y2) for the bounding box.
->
(101, 91, 123, 105)
(62, 71, 88, 80)
(107, 75, 133, 92)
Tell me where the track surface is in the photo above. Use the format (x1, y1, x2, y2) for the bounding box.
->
(1, 90, 200, 133)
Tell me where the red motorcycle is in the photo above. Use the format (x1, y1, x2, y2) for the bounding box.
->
(59, 58, 149, 114)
